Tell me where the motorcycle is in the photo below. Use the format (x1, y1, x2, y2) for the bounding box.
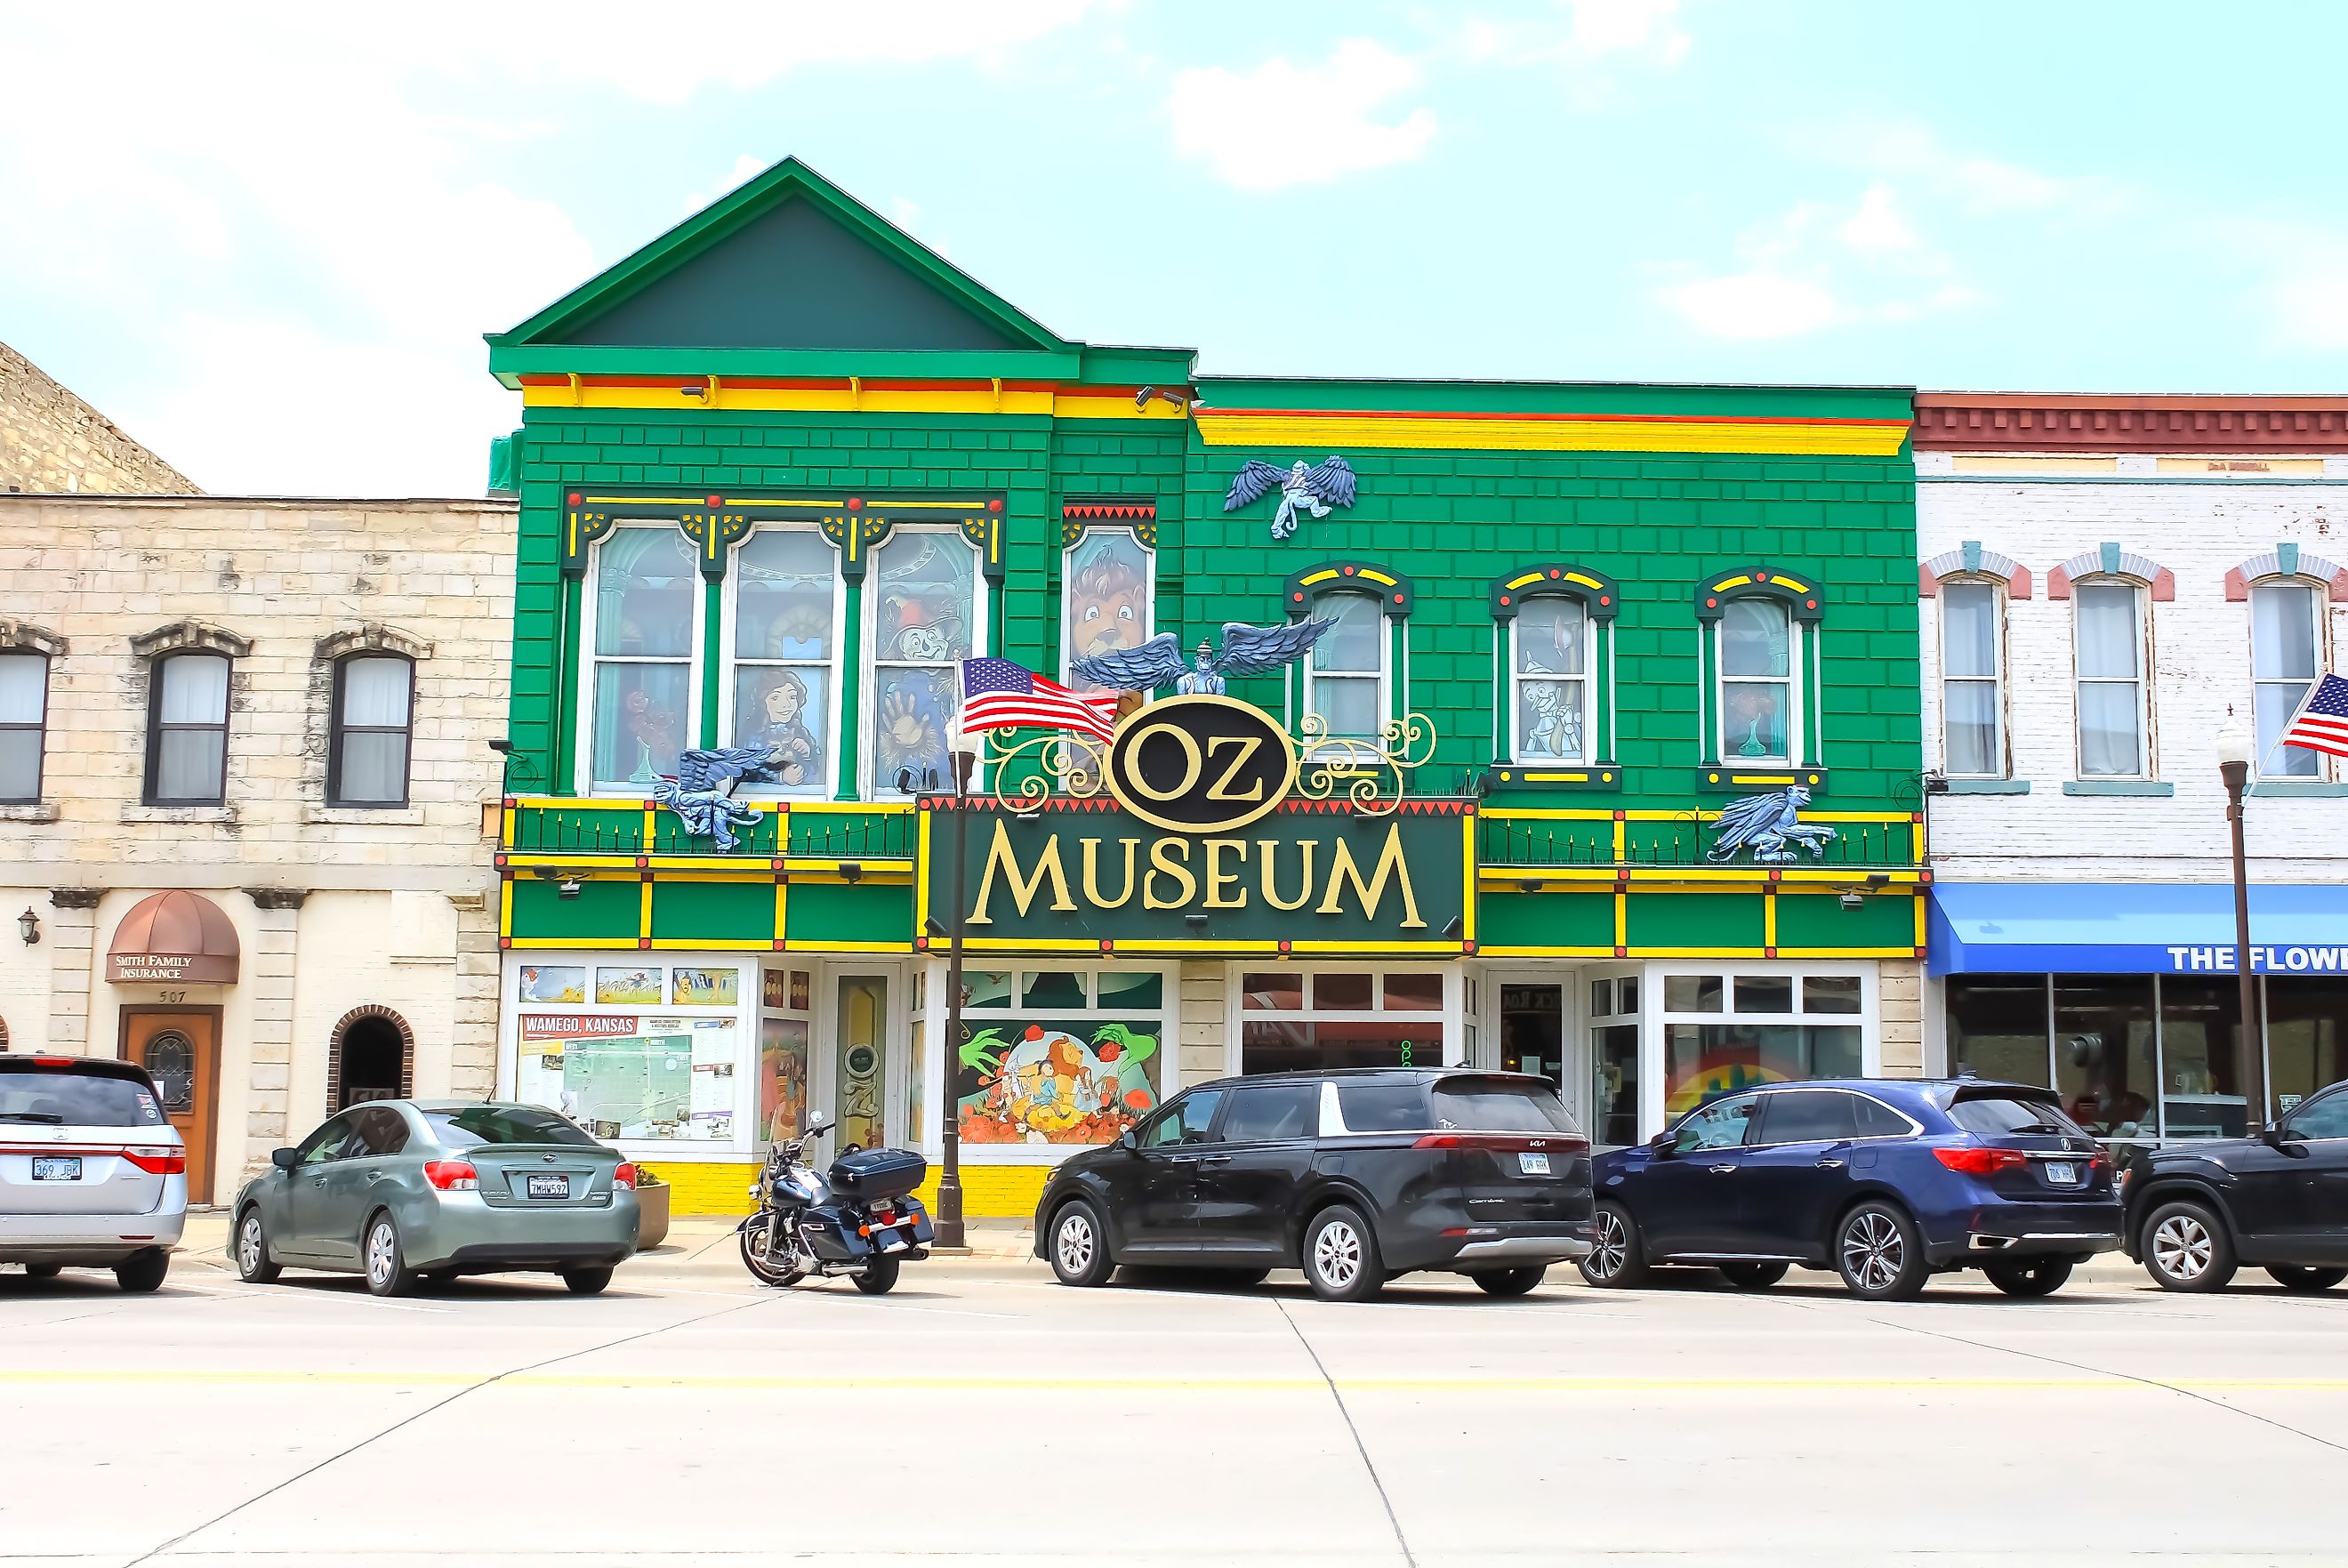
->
(738, 1112, 934, 1294)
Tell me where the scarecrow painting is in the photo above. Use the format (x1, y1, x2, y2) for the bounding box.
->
(955, 1021, 1159, 1145)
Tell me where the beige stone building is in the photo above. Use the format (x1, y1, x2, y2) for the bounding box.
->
(0, 495, 515, 1204)
(2, 341, 197, 495)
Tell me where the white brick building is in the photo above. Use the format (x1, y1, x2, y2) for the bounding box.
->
(0, 495, 515, 1203)
(1912, 394, 2348, 1147)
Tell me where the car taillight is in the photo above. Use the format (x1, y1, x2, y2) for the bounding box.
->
(1934, 1146, 2031, 1177)
(120, 1146, 185, 1175)
(1413, 1134, 1460, 1149)
(613, 1162, 638, 1190)
(422, 1159, 479, 1191)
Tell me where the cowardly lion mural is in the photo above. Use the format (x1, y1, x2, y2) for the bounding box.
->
(956, 1021, 1159, 1145)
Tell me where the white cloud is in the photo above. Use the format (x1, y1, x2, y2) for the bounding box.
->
(1655, 183, 1975, 341)
(1657, 274, 1839, 340)
(1169, 41, 1436, 192)
(1557, 0, 1688, 62)
(1459, 0, 1688, 73)
(1836, 183, 1919, 254)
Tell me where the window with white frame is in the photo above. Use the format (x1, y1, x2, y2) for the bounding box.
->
(868, 529, 980, 796)
(1238, 969, 1447, 1074)
(586, 526, 697, 791)
(0, 650, 48, 803)
(1658, 969, 1868, 1120)
(2072, 578, 2149, 778)
(2251, 581, 2323, 779)
(1717, 597, 1799, 763)
(1304, 590, 1388, 743)
(1062, 530, 1153, 691)
(728, 528, 840, 796)
(1511, 595, 1592, 762)
(949, 968, 1170, 1147)
(1939, 580, 2005, 776)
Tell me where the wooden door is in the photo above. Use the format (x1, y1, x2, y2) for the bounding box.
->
(122, 1009, 221, 1204)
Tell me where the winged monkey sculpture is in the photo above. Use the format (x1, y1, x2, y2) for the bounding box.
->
(1705, 786, 1838, 866)
(1225, 455, 1358, 540)
(1071, 619, 1336, 696)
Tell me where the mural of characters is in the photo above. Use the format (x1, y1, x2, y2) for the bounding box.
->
(759, 1017, 809, 1143)
(739, 670, 824, 787)
(761, 581, 834, 660)
(1064, 535, 1150, 687)
(1519, 682, 1583, 759)
(621, 680, 679, 782)
(956, 1021, 1159, 1146)
(875, 670, 954, 791)
(876, 538, 973, 665)
(518, 966, 584, 1004)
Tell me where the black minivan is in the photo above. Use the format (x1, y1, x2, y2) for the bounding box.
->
(1033, 1068, 1594, 1301)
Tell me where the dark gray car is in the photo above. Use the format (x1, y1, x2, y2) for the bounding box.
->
(230, 1101, 639, 1296)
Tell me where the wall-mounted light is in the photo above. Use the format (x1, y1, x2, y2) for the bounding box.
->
(17, 908, 38, 945)
(1132, 385, 1191, 412)
(923, 915, 947, 938)
(1184, 913, 1209, 932)
(1839, 892, 1865, 911)
(557, 878, 583, 900)
(838, 862, 863, 884)
(1441, 915, 1465, 940)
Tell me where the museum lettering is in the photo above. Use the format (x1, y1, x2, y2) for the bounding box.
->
(968, 817, 1426, 929)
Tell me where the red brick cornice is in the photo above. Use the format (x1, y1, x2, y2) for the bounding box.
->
(1913, 393, 2348, 452)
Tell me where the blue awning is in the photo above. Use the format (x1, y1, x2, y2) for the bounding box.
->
(1929, 882, 2348, 977)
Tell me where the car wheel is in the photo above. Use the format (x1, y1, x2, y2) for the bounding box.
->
(1577, 1202, 1650, 1289)
(562, 1266, 613, 1296)
(1835, 1202, 1928, 1300)
(114, 1248, 169, 1294)
(1718, 1261, 1789, 1290)
(2264, 1265, 2347, 1292)
(854, 1254, 901, 1295)
(1048, 1200, 1114, 1289)
(1302, 1204, 1385, 1303)
(23, 1263, 62, 1280)
(1983, 1257, 2073, 1298)
(1470, 1266, 1546, 1298)
(362, 1213, 418, 1298)
(2143, 1200, 2236, 1292)
(234, 1208, 281, 1283)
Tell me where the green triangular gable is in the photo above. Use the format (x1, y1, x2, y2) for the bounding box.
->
(489, 157, 1073, 368)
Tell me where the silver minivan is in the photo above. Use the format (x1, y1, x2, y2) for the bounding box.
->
(0, 1056, 188, 1291)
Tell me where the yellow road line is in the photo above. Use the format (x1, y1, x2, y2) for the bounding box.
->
(1, 1370, 2336, 1394)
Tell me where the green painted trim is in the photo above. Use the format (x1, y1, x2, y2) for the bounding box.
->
(2063, 779, 2175, 796)
(1696, 767, 1829, 794)
(488, 345, 1083, 386)
(1942, 778, 2031, 794)
(490, 157, 1076, 358)
(1194, 376, 1910, 422)
(1596, 621, 1614, 764)
(557, 575, 583, 794)
(835, 579, 864, 800)
(2250, 780, 2348, 798)
(700, 579, 722, 748)
(1698, 632, 1717, 767)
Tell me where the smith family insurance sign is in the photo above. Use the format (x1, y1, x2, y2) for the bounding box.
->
(920, 696, 1472, 955)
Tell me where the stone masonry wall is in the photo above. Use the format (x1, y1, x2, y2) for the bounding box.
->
(0, 341, 197, 495)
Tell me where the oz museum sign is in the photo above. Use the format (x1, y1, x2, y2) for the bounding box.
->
(920, 696, 1470, 954)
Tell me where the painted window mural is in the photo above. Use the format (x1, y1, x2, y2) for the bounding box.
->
(1063, 530, 1153, 691)
(590, 526, 696, 789)
(1512, 596, 1588, 761)
(953, 969, 1163, 1146)
(870, 531, 977, 794)
(732, 529, 837, 793)
(1718, 598, 1794, 761)
(1660, 970, 1867, 1116)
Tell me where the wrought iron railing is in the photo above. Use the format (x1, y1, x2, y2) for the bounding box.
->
(1478, 812, 1922, 872)
(504, 800, 917, 860)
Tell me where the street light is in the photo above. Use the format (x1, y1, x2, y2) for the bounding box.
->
(933, 749, 975, 1251)
(2215, 720, 2268, 1130)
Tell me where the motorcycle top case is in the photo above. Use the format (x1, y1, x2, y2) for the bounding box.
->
(827, 1146, 927, 1202)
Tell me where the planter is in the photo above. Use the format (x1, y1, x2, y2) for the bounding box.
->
(633, 1179, 671, 1250)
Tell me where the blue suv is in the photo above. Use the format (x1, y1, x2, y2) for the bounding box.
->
(1577, 1079, 2121, 1299)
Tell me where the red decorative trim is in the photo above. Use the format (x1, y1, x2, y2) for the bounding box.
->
(2012, 567, 2032, 599)
(1918, 564, 1938, 599)
(2047, 566, 2071, 600)
(1061, 501, 1157, 521)
(1913, 393, 2348, 452)
(2151, 567, 2175, 603)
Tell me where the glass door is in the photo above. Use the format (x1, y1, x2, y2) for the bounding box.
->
(1587, 970, 1641, 1149)
(1493, 977, 1588, 1131)
(832, 972, 891, 1151)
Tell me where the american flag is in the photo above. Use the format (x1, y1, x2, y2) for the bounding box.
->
(959, 658, 1121, 745)
(2280, 671, 2348, 759)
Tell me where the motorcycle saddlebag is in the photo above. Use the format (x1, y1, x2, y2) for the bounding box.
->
(798, 1203, 871, 1262)
(828, 1146, 928, 1202)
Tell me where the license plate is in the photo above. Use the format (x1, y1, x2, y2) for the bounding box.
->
(2043, 1162, 2077, 1185)
(31, 1156, 82, 1182)
(526, 1174, 571, 1200)
(1518, 1152, 1552, 1176)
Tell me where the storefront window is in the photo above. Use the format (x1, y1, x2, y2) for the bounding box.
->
(2267, 978, 2348, 1113)
(2158, 977, 2249, 1138)
(1660, 969, 1868, 1116)
(1588, 970, 1640, 1149)
(952, 968, 1165, 1147)
(515, 962, 744, 1142)
(1241, 969, 1447, 1074)
(2053, 977, 2157, 1141)
(758, 967, 811, 1144)
(1947, 975, 2052, 1087)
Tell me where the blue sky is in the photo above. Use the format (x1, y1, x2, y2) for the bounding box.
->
(5, 1, 2344, 495)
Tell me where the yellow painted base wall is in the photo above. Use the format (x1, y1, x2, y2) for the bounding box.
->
(642, 1160, 1052, 1220)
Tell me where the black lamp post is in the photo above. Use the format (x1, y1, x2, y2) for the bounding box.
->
(932, 747, 975, 1250)
(2215, 721, 2268, 1130)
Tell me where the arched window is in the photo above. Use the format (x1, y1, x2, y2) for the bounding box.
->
(328, 1006, 415, 1110)
(725, 527, 841, 798)
(1284, 562, 1412, 749)
(2250, 578, 2324, 779)
(1938, 578, 2007, 778)
(1697, 569, 1823, 771)
(1490, 565, 1618, 769)
(329, 653, 415, 807)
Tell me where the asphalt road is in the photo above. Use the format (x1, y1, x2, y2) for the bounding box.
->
(3, 1236, 2343, 1567)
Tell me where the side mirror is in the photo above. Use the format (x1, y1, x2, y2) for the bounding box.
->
(1647, 1130, 1677, 1158)
(804, 1113, 832, 1136)
(270, 1146, 300, 1172)
(1118, 1130, 1139, 1153)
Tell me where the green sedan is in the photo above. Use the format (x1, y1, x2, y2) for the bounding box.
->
(229, 1101, 640, 1296)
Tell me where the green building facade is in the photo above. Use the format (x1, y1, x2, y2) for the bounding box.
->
(486, 160, 1926, 1217)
